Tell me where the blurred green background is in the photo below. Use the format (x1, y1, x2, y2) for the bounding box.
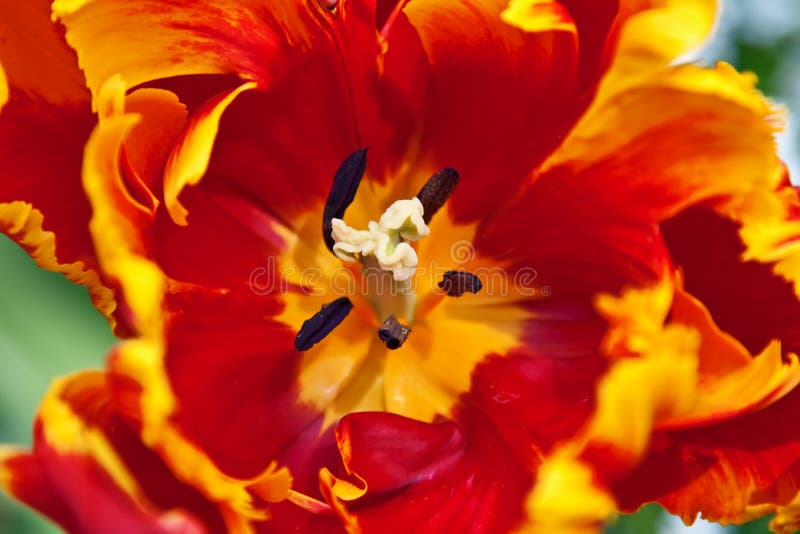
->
(1, 0, 798, 532)
(0, 240, 114, 533)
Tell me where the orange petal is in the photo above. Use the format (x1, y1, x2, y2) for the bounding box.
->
(523, 453, 617, 534)
(613, 385, 800, 524)
(592, 276, 800, 455)
(531, 62, 794, 301)
(661, 288, 800, 429)
(0, 0, 87, 103)
(539, 63, 781, 222)
(51, 0, 257, 106)
(0, 61, 7, 107)
(123, 88, 188, 210)
(756, 493, 800, 534)
(51, 0, 376, 111)
(587, 280, 702, 467)
(83, 78, 164, 334)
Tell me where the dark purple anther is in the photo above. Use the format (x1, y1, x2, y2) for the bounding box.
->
(295, 297, 354, 351)
(416, 168, 459, 224)
(438, 270, 482, 297)
(323, 148, 368, 252)
(378, 315, 411, 350)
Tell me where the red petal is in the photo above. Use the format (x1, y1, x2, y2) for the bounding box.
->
(3, 443, 204, 534)
(164, 290, 315, 479)
(322, 411, 532, 532)
(337, 413, 465, 493)
(1, 372, 219, 533)
(404, 0, 581, 221)
(474, 174, 672, 296)
(203, 84, 361, 228)
(469, 352, 607, 463)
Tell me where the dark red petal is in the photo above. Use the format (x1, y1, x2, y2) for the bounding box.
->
(520, 297, 610, 358)
(559, 0, 622, 91)
(663, 204, 800, 355)
(0, 96, 95, 265)
(94, 375, 229, 532)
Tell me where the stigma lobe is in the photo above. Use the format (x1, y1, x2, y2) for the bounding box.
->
(295, 297, 354, 351)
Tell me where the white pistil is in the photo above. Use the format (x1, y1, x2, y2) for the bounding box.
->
(331, 197, 430, 281)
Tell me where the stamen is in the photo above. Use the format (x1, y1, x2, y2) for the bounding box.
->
(416, 168, 459, 224)
(438, 270, 482, 297)
(323, 148, 368, 252)
(295, 297, 354, 351)
(378, 315, 411, 350)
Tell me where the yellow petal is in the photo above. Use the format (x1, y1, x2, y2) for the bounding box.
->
(501, 0, 577, 34)
(0, 61, 7, 110)
(521, 452, 617, 534)
(612, 0, 717, 78)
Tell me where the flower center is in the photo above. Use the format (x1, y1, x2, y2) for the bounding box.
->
(294, 149, 473, 352)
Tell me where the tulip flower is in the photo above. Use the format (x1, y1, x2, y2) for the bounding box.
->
(2, 1, 800, 533)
